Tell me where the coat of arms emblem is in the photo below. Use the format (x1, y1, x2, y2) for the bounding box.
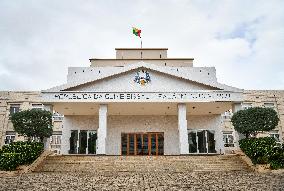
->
(134, 70, 151, 85)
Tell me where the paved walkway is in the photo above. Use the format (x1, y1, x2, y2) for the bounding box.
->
(0, 171, 283, 191)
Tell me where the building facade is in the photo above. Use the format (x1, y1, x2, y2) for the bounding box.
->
(0, 91, 63, 153)
(42, 48, 244, 155)
(242, 90, 283, 142)
(1, 48, 283, 155)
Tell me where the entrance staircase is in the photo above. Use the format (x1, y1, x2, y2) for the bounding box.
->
(34, 155, 250, 173)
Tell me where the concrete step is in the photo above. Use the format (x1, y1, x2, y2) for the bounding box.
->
(44, 156, 243, 162)
(35, 155, 250, 173)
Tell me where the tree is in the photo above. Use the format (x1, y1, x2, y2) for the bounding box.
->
(11, 109, 53, 142)
(231, 107, 279, 138)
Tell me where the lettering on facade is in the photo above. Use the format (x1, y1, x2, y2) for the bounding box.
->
(52, 92, 232, 101)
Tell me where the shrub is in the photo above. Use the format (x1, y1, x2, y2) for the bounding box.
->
(11, 109, 53, 142)
(269, 146, 284, 170)
(231, 107, 279, 138)
(0, 153, 21, 171)
(239, 137, 284, 169)
(0, 141, 44, 171)
(239, 137, 276, 164)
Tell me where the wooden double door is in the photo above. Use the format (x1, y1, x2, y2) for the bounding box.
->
(121, 132, 164, 156)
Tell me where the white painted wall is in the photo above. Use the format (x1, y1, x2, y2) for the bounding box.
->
(66, 65, 217, 86)
(62, 115, 179, 155)
(187, 115, 224, 154)
(62, 114, 223, 155)
(116, 49, 168, 59)
(61, 115, 99, 154)
(70, 70, 216, 92)
(107, 115, 179, 155)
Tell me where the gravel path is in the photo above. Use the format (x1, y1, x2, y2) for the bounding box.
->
(0, 171, 283, 191)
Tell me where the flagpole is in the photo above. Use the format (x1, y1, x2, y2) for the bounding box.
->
(140, 38, 143, 59)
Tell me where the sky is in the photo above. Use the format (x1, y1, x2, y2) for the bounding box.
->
(0, 0, 284, 90)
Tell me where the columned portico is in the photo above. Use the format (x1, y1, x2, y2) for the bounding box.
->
(42, 47, 244, 156)
(178, 103, 189, 154)
(97, 104, 108, 155)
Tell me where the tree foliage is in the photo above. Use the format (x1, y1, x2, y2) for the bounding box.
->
(11, 109, 53, 142)
(231, 107, 279, 138)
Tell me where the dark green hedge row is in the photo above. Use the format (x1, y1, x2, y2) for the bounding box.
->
(239, 137, 284, 169)
(0, 141, 44, 171)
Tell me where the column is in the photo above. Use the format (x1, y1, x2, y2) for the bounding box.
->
(232, 103, 243, 149)
(216, 115, 225, 154)
(43, 137, 50, 150)
(62, 116, 71, 154)
(97, 104, 108, 155)
(178, 103, 189, 154)
(232, 103, 242, 113)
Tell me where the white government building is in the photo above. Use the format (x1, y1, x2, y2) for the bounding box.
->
(42, 47, 245, 155)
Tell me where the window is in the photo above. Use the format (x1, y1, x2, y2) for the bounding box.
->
(5, 132, 16, 144)
(9, 104, 20, 115)
(32, 103, 44, 110)
(50, 133, 62, 154)
(43, 105, 52, 112)
(53, 112, 64, 121)
(263, 102, 275, 108)
(69, 130, 97, 154)
(242, 103, 252, 110)
(269, 131, 280, 143)
(223, 132, 234, 147)
(222, 110, 233, 120)
(50, 135, 62, 148)
(188, 129, 216, 153)
(24, 136, 40, 142)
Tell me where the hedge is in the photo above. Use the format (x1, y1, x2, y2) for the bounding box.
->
(269, 146, 284, 169)
(0, 141, 44, 171)
(239, 137, 284, 169)
(0, 153, 21, 171)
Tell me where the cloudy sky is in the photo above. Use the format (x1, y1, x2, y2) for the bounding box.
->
(0, 0, 284, 90)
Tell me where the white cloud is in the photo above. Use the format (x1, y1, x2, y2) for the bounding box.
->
(0, 0, 283, 90)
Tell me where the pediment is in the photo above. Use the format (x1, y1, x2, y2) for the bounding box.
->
(43, 62, 242, 93)
(66, 68, 220, 92)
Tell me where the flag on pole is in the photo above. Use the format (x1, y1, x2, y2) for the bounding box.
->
(132, 27, 141, 38)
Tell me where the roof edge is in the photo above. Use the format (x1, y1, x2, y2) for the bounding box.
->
(89, 58, 194, 61)
(115, 48, 168, 50)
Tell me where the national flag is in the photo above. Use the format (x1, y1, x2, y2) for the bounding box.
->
(132, 27, 141, 38)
